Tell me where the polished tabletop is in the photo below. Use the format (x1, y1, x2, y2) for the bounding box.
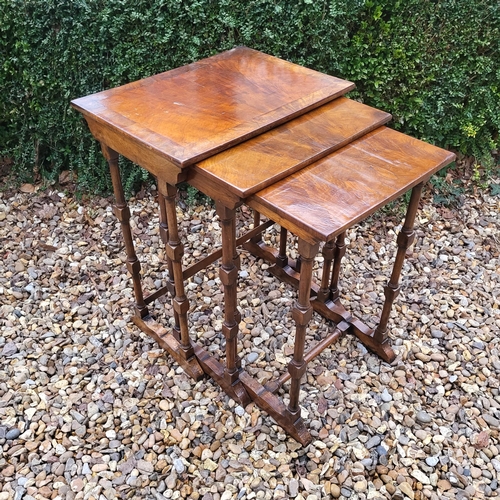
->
(71, 47, 354, 168)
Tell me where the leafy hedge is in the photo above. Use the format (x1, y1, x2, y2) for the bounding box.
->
(1, 0, 499, 193)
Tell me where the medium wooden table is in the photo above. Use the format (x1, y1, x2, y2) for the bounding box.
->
(72, 47, 455, 445)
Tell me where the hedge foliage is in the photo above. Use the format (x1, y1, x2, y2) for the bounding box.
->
(1, 0, 499, 193)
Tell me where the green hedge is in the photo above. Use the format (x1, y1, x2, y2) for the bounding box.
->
(1, 0, 499, 193)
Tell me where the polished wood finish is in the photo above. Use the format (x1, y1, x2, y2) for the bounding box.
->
(72, 46, 353, 169)
(248, 126, 456, 244)
(216, 202, 249, 402)
(104, 144, 148, 319)
(133, 316, 204, 381)
(192, 97, 391, 199)
(161, 182, 194, 359)
(374, 183, 423, 344)
(74, 47, 456, 445)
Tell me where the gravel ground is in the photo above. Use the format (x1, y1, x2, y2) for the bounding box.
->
(0, 179, 499, 500)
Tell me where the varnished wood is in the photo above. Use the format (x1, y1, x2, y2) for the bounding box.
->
(161, 182, 194, 359)
(192, 344, 251, 407)
(215, 202, 251, 404)
(265, 320, 349, 393)
(374, 183, 423, 343)
(72, 47, 354, 169)
(329, 232, 346, 302)
(133, 316, 204, 380)
(74, 48, 457, 444)
(248, 127, 456, 244)
(192, 97, 391, 199)
(239, 371, 312, 446)
(104, 144, 148, 319)
(288, 240, 319, 414)
(157, 186, 180, 338)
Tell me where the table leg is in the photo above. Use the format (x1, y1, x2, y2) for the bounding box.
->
(103, 145, 148, 319)
(329, 232, 346, 302)
(373, 183, 423, 344)
(317, 240, 334, 303)
(251, 210, 263, 244)
(157, 187, 181, 340)
(240, 238, 319, 445)
(288, 239, 319, 414)
(216, 203, 250, 405)
(161, 183, 194, 355)
(276, 227, 289, 268)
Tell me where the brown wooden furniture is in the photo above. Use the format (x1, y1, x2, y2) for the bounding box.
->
(72, 47, 455, 445)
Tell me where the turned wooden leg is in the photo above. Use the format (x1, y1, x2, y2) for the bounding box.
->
(317, 240, 335, 303)
(216, 202, 250, 405)
(276, 227, 289, 268)
(159, 182, 195, 361)
(158, 187, 181, 340)
(288, 239, 320, 416)
(251, 210, 263, 244)
(374, 183, 423, 344)
(329, 232, 346, 302)
(103, 145, 148, 319)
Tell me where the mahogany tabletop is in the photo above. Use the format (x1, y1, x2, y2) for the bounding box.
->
(71, 47, 354, 169)
(192, 97, 391, 198)
(248, 126, 456, 244)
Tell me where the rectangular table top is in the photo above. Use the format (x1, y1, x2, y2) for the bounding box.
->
(71, 47, 354, 169)
(193, 97, 391, 198)
(248, 127, 456, 243)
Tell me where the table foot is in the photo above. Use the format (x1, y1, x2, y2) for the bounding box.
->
(132, 316, 205, 381)
(239, 372, 312, 446)
(192, 344, 252, 407)
(349, 318, 396, 363)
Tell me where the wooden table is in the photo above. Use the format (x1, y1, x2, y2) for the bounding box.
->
(72, 47, 455, 445)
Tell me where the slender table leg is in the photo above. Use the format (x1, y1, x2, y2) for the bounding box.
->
(158, 182, 199, 366)
(102, 145, 148, 319)
(239, 238, 319, 445)
(276, 227, 289, 268)
(250, 210, 263, 244)
(215, 202, 251, 405)
(373, 183, 423, 344)
(317, 240, 335, 303)
(329, 232, 346, 302)
(288, 239, 320, 416)
(157, 188, 181, 340)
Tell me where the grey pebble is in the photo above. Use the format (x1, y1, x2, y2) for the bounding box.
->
(483, 414, 500, 428)
(288, 478, 299, 497)
(425, 455, 440, 467)
(246, 352, 259, 363)
(2, 341, 18, 356)
(6, 428, 21, 440)
(340, 487, 352, 498)
(381, 389, 392, 402)
(416, 411, 432, 424)
(376, 445, 388, 456)
(365, 435, 381, 449)
(173, 458, 185, 474)
(234, 405, 245, 417)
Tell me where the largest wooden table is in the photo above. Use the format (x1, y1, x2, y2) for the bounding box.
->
(72, 47, 455, 445)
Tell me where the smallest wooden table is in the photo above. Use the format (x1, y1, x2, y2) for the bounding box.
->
(72, 47, 455, 445)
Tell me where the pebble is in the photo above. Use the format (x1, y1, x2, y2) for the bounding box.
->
(483, 414, 500, 428)
(6, 428, 21, 440)
(425, 456, 440, 467)
(0, 183, 498, 498)
(416, 411, 433, 424)
(288, 479, 299, 497)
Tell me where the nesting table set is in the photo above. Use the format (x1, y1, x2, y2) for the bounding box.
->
(72, 47, 455, 445)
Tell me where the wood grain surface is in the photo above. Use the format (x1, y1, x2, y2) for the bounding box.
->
(71, 47, 354, 168)
(192, 97, 391, 198)
(248, 127, 456, 243)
